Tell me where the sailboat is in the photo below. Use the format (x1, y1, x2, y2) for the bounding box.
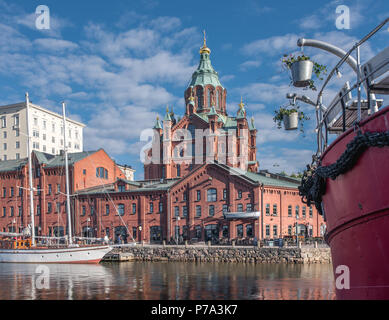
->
(0, 93, 112, 263)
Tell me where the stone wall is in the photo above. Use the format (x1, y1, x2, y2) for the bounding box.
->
(103, 245, 331, 264)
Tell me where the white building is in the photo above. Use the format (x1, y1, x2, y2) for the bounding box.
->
(0, 101, 85, 161)
(117, 164, 136, 181)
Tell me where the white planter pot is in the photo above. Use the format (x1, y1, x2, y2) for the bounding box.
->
(283, 112, 298, 130)
(291, 60, 313, 87)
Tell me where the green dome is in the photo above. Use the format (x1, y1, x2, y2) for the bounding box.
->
(189, 52, 223, 88)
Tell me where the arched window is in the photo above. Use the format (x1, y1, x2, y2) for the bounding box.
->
(207, 89, 212, 107)
(96, 167, 108, 179)
(216, 91, 219, 108)
(177, 164, 181, 177)
(196, 87, 203, 108)
(207, 188, 217, 202)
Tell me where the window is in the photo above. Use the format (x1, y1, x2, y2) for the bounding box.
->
(237, 204, 243, 212)
(3, 187, 6, 197)
(19, 188, 22, 196)
(159, 202, 163, 213)
(96, 167, 108, 179)
(237, 190, 242, 199)
(82, 206, 86, 216)
(183, 206, 188, 217)
(195, 205, 201, 217)
(118, 185, 125, 192)
(309, 207, 313, 218)
(83, 169, 86, 175)
(132, 203, 136, 214)
(15, 129, 19, 137)
(246, 203, 252, 212)
(288, 225, 293, 235)
(117, 204, 124, 216)
(14, 114, 19, 127)
(48, 184, 52, 195)
(57, 184, 60, 193)
(196, 87, 203, 108)
(273, 225, 278, 237)
(56, 202, 60, 213)
(265, 204, 270, 216)
(3, 143, 7, 150)
(34, 118, 38, 125)
(237, 224, 243, 238)
(2, 207, 5, 217)
(196, 190, 201, 201)
(52, 136, 55, 143)
(90, 206, 94, 215)
(10, 207, 14, 217)
(47, 202, 52, 213)
(10, 187, 14, 197)
(174, 206, 179, 217)
(183, 192, 187, 201)
(288, 205, 292, 217)
(149, 202, 154, 213)
(209, 205, 215, 216)
(177, 164, 180, 177)
(222, 204, 228, 214)
(18, 206, 22, 217)
(16, 153, 20, 160)
(273, 204, 277, 216)
(3, 131, 6, 138)
(223, 189, 227, 199)
(1, 116, 6, 128)
(265, 225, 270, 237)
(105, 204, 110, 215)
(295, 205, 299, 218)
(207, 188, 217, 202)
(246, 224, 253, 237)
(302, 206, 306, 218)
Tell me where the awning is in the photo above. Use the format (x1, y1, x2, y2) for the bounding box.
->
(223, 211, 260, 219)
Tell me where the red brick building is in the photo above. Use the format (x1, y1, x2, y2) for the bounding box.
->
(0, 39, 326, 244)
(0, 149, 126, 237)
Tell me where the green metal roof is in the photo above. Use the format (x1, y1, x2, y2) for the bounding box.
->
(34, 150, 98, 168)
(0, 158, 28, 173)
(189, 52, 223, 88)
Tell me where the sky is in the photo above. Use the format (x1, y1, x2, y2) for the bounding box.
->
(0, 0, 388, 179)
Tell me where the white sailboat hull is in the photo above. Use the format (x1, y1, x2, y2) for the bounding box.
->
(0, 245, 112, 264)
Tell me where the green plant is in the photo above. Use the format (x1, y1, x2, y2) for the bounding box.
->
(273, 105, 310, 133)
(282, 54, 327, 90)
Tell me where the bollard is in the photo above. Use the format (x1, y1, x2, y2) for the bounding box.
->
(256, 241, 260, 248)
(163, 240, 166, 247)
(298, 241, 302, 248)
(314, 241, 318, 248)
(207, 241, 211, 247)
(185, 240, 188, 248)
(232, 240, 235, 247)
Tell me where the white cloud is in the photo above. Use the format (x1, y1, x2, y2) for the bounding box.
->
(239, 60, 261, 70)
(34, 38, 79, 51)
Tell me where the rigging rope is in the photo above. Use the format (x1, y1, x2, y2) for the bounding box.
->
(299, 130, 389, 215)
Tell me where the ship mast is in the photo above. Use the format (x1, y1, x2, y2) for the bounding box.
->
(62, 102, 73, 245)
(25, 92, 36, 246)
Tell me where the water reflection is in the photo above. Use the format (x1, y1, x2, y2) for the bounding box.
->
(0, 262, 335, 300)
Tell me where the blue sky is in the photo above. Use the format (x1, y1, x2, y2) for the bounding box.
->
(0, 0, 388, 179)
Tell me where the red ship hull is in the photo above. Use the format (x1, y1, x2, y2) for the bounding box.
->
(321, 105, 389, 299)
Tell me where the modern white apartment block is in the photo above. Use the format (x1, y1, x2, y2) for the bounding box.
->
(0, 101, 85, 161)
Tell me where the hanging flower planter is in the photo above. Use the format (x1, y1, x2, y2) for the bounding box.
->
(283, 111, 299, 130)
(273, 105, 310, 133)
(282, 54, 327, 91)
(291, 60, 313, 87)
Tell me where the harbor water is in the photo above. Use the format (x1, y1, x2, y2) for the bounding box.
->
(0, 262, 336, 300)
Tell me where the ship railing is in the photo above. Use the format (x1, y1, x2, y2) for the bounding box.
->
(313, 17, 389, 155)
